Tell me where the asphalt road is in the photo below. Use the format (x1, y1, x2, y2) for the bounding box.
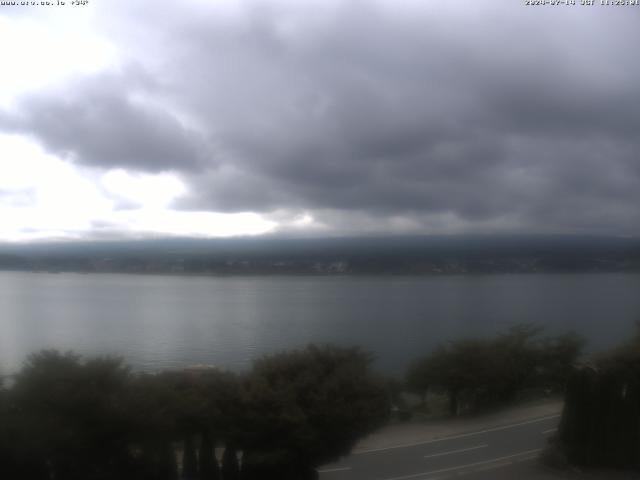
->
(318, 414, 561, 480)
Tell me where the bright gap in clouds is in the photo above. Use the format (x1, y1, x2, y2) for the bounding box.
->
(102, 170, 187, 208)
(0, 10, 117, 108)
(0, 134, 276, 241)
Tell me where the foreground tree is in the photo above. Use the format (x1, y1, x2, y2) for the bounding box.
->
(557, 327, 640, 470)
(7, 351, 136, 480)
(221, 445, 240, 480)
(407, 325, 584, 416)
(1, 345, 389, 479)
(126, 367, 241, 480)
(239, 345, 390, 479)
(414, 339, 499, 415)
(537, 332, 585, 392)
(198, 431, 220, 480)
(124, 372, 183, 480)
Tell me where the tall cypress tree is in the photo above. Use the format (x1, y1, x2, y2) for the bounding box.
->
(183, 435, 198, 480)
(198, 431, 220, 480)
(221, 445, 240, 480)
(158, 441, 179, 480)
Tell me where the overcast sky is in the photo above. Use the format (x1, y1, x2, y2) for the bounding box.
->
(0, 0, 639, 241)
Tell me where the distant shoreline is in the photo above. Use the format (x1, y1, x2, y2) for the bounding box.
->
(2, 268, 640, 278)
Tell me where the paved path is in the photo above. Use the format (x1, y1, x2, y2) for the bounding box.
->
(319, 412, 560, 480)
(318, 400, 638, 479)
(353, 400, 563, 454)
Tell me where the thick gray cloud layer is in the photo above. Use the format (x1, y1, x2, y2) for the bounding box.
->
(0, 71, 210, 171)
(2, 0, 640, 235)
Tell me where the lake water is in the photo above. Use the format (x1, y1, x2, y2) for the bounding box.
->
(1, 272, 639, 376)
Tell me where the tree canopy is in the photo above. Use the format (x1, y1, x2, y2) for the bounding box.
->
(558, 324, 640, 470)
(406, 325, 584, 416)
(239, 345, 390, 479)
(0, 345, 389, 480)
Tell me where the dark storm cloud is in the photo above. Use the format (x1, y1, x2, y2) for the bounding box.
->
(5, 0, 640, 234)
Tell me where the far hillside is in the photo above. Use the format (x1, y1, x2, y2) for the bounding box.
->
(0, 234, 639, 275)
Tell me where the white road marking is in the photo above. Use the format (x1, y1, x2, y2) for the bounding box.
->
(542, 428, 557, 434)
(355, 414, 560, 454)
(381, 448, 542, 480)
(318, 466, 352, 473)
(423, 444, 488, 459)
(467, 454, 539, 474)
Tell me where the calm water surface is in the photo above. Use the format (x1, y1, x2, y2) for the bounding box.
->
(1, 272, 639, 375)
